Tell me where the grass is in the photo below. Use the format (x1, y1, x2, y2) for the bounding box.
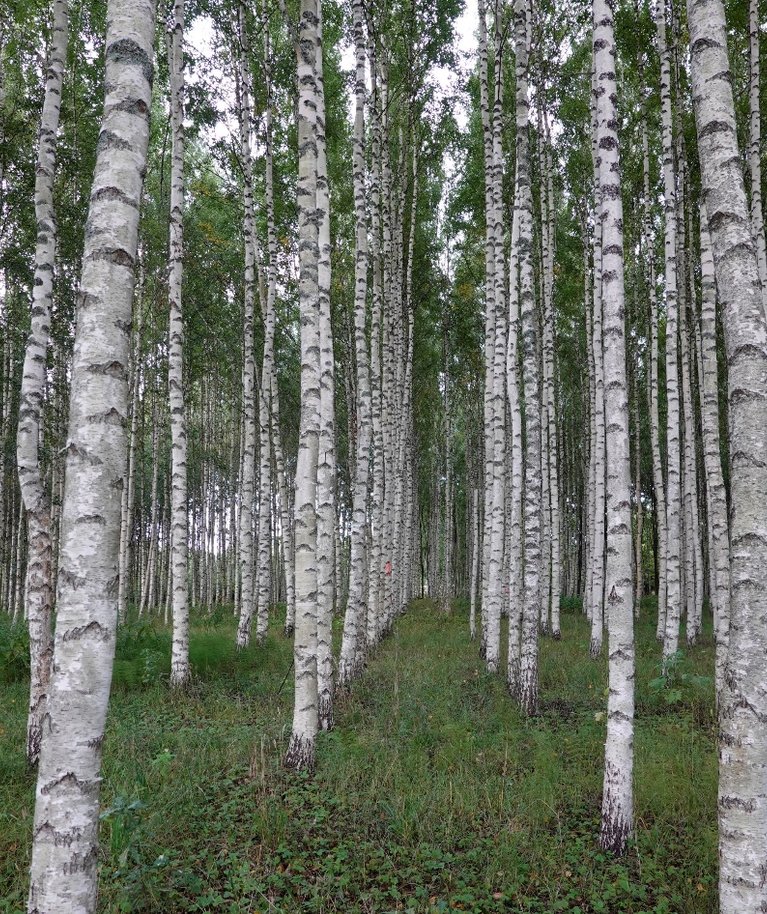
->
(0, 598, 717, 913)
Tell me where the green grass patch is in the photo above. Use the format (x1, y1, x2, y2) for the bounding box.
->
(0, 599, 717, 913)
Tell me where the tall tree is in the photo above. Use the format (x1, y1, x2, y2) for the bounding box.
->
(235, 3, 258, 650)
(515, 0, 541, 716)
(688, 0, 767, 907)
(17, 0, 69, 766)
(339, 0, 371, 688)
(285, 0, 322, 773)
(27, 0, 157, 907)
(167, 0, 190, 687)
(593, 0, 635, 856)
(657, 0, 683, 665)
(748, 0, 767, 315)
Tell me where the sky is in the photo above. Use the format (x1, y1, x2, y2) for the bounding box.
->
(188, 2, 480, 137)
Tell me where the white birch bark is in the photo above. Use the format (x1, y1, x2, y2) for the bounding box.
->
(284, 0, 321, 772)
(315, 8, 336, 731)
(688, 3, 767, 905)
(589, 60, 606, 659)
(17, 0, 68, 766)
(256, 6, 277, 645)
(235, 5, 257, 650)
(118, 287, 143, 624)
(698, 202, 730, 697)
(748, 0, 767, 316)
(469, 484, 480, 640)
(366, 40, 384, 650)
(27, 3, 156, 907)
(167, 0, 189, 686)
(657, 0, 683, 665)
(543, 128, 560, 639)
(506, 178, 524, 696)
(593, 0, 635, 855)
(515, 0, 540, 716)
(641, 111, 668, 642)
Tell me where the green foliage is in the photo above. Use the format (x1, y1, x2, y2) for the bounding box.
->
(0, 604, 717, 913)
(648, 650, 713, 718)
(0, 618, 29, 684)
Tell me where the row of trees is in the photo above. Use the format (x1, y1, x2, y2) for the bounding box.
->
(1, 0, 767, 909)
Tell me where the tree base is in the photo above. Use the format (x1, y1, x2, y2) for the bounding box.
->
(283, 733, 315, 773)
(169, 665, 191, 689)
(599, 809, 630, 856)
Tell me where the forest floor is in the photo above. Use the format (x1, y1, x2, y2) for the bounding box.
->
(1, 599, 717, 914)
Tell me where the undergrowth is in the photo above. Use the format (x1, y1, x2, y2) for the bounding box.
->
(0, 599, 717, 913)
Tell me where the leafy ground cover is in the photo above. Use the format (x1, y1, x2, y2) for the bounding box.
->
(0, 599, 717, 913)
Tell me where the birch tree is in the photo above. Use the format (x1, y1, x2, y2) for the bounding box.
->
(515, 0, 541, 716)
(167, 0, 189, 687)
(748, 0, 767, 315)
(593, 0, 635, 855)
(588, 61, 606, 659)
(688, 0, 767, 906)
(235, 4, 258, 650)
(657, 0, 683, 665)
(698, 201, 730, 697)
(27, 1, 157, 907)
(338, 0, 370, 688)
(17, 0, 68, 766)
(285, 0, 322, 772)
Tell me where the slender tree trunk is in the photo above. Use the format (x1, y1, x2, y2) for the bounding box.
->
(315, 12, 336, 731)
(167, 0, 189, 686)
(542, 127, 560, 639)
(118, 290, 142, 624)
(588, 60, 606, 659)
(284, 0, 322, 773)
(594, 0, 635, 856)
(469, 485, 480, 640)
(515, 0, 540, 716)
(657, 0, 683, 666)
(641, 112, 668, 641)
(17, 0, 68, 767)
(748, 0, 767, 316)
(257, 4, 277, 645)
(506, 177, 524, 696)
(235, 3, 257, 650)
(698, 202, 730, 697)
(27, 3, 156, 907)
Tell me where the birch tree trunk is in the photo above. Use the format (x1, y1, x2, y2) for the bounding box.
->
(17, 0, 68, 767)
(27, 2, 156, 907)
(515, 0, 540, 716)
(235, 4, 257, 650)
(688, 1, 767, 906)
(657, 0, 683, 665)
(698, 201, 730, 698)
(477, 0, 505, 672)
(543, 129, 560, 639)
(469, 484, 480, 640)
(339, 6, 372, 661)
(167, 0, 189, 686)
(315, 10, 336, 731)
(285, 0, 321, 772)
(748, 0, 767, 316)
(593, 0, 635, 856)
(118, 289, 143, 624)
(257, 4, 277, 644)
(506, 177, 524, 697)
(588, 61, 606, 659)
(642, 110, 668, 642)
